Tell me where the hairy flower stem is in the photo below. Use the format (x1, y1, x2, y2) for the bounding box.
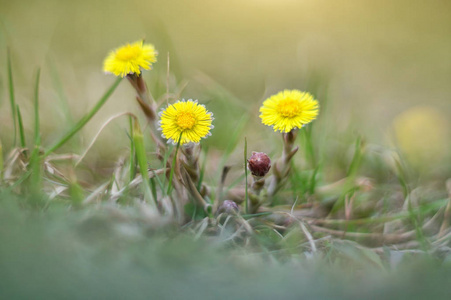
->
(126, 74, 165, 151)
(181, 144, 210, 196)
(251, 177, 265, 195)
(267, 130, 299, 198)
(179, 144, 211, 212)
(127, 74, 157, 120)
(249, 176, 266, 213)
(181, 144, 200, 183)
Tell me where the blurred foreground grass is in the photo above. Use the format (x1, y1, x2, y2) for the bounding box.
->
(1, 195, 451, 300)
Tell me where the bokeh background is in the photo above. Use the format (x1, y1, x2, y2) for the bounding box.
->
(1, 0, 450, 176)
(1, 3, 451, 297)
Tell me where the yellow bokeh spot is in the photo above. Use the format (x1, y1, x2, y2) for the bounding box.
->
(393, 106, 450, 168)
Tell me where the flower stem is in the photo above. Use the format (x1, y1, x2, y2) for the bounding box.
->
(167, 134, 182, 195)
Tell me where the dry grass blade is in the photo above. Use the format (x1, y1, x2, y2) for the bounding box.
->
(194, 217, 209, 240)
(75, 112, 136, 167)
(109, 168, 168, 202)
(83, 181, 110, 205)
(276, 211, 318, 253)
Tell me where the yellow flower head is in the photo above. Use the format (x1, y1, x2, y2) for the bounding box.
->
(259, 89, 319, 133)
(103, 40, 158, 77)
(159, 100, 214, 145)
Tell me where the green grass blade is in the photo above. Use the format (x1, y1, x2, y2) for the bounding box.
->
(28, 69, 42, 198)
(28, 146, 42, 198)
(7, 49, 17, 146)
(5, 170, 32, 193)
(44, 77, 122, 157)
(16, 105, 26, 149)
(133, 118, 157, 208)
(129, 116, 136, 182)
(197, 146, 208, 191)
(393, 153, 410, 199)
(300, 123, 317, 169)
(346, 135, 364, 178)
(330, 135, 365, 213)
(150, 177, 157, 203)
(34, 68, 41, 146)
(309, 164, 321, 195)
(167, 135, 182, 195)
(162, 143, 174, 190)
(406, 193, 429, 251)
(289, 162, 303, 199)
(151, 169, 165, 192)
(68, 181, 85, 206)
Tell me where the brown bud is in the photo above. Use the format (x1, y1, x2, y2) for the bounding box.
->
(247, 152, 271, 177)
(218, 200, 239, 214)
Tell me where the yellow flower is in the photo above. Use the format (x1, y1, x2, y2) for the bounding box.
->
(259, 89, 319, 133)
(159, 100, 214, 145)
(103, 40, 157, 77)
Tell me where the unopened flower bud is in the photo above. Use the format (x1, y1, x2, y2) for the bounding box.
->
(247, 152, 271, 177)
(218, 200, 239, 214)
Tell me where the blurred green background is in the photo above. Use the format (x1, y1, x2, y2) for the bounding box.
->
(1, 2, 451, 297)
(0, 0, 450, 172)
